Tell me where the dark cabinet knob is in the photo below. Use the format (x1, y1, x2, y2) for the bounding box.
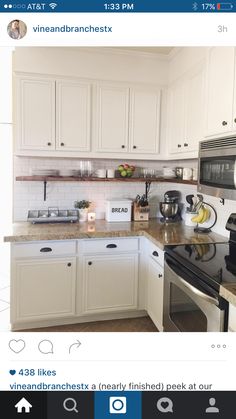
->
(184, 143, 188, 147)
(234, 118, 236, 123)
(47, 142, 51, 146)
(60, 142, 65, 146)
(88, 261, 92, 266)
(158, 274, 163, 278)
(67, 263, 72, 267)
(222, 121, 228, 126)
(133, 145, 137, 149)
(40, 247, 52, 253)
(121, 145, 125, 149)
(106, 244, 117, 249)
(152, 251, 159, 257)
(177, 144, 181, 148)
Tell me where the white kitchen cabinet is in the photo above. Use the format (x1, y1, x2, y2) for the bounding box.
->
(205, 47, 236, 138)
(96, 82, 161, 155)
(56, 80, 91, 151)
(228, 303, 236, 332)
(82, 253, 138, 314)
(129, 87, 160, 154)
(147, 253, 164, 331)
(12, 257, 76, 325)
(96, 83, 129, 152)
(15, 75, 91, 153)
(167, 62, 204, 157)
(16, 76, 55, 151)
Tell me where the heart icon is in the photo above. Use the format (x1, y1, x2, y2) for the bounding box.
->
(9, 339, 26, 353)
(9, 370, 16, 375)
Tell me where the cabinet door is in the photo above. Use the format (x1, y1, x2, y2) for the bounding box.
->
(96, 83, 129, 152)
(147, 257, 164, 331)
(56, 80, 91, 151)
(82, 254, 138, 314)
(205, 47, 235, 137)
(16, 76, 55, 150)
(167, 80, 186, 154)
(12, 258, 76, 323)
(184, 64, 205, 152)
(129, 88, 161, 154)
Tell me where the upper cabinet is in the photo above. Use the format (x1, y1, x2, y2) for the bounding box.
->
(95, 82, 161, 155)
(205, 47, 236, 138)
(15, 75, 91, 153)
(167, 62, 205, 158)
(129, 87, 160, 154)
(96, 84, 129, 153)
(16, 77, 56, 151)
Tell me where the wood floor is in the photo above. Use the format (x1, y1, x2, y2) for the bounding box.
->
(24, 316, 158, 332)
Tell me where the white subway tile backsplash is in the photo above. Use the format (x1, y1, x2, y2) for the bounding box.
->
(13, 156, 236, 237)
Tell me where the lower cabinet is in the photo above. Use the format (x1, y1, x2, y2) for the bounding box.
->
(12, 257, 76, 325)
(147, 256, 164, 331)
(82, 254, 139, 314)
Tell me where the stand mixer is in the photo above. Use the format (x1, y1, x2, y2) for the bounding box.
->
(160, 190, 182, 223)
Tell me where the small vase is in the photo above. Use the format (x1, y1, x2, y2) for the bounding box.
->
(78, 208, 88, 222)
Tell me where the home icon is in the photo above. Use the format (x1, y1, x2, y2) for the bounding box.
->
(15, 397, 32, 413)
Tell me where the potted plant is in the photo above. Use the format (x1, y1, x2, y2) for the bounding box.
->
(74, 200, 91, 222)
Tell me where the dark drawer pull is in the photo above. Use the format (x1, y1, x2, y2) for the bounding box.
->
(158, 274, 163, 278)
(40, 247, 52, 253)
(106, 244, 117, 248)
(152, 251, 159, 257)
(222, 121, 227, 126)
(88, 261, 92, 266)
(67, 263, 71, 267)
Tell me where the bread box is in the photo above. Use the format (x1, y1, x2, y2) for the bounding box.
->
(105, 199, 132, 222)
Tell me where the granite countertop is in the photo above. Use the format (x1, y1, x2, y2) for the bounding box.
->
(3, 218, 235, 306)
(3, 218, 227, 248)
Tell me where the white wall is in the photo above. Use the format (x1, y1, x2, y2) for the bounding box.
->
(168, 47, 207, 83)
(13, 47, 169, 85)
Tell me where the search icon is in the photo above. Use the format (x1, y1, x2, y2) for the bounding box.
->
(63, 398, 78, 413)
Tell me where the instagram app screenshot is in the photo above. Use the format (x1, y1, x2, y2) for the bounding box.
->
(0, 1, 236, 417)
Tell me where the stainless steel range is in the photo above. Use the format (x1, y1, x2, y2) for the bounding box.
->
(163, 214, 236, 332)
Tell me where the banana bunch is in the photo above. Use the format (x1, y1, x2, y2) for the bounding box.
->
(191, 204, 210, 224)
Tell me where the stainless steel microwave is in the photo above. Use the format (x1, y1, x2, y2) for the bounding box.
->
(198, 136, 236, 200)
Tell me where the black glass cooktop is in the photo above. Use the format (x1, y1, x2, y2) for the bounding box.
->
(165, 241, 236, 290)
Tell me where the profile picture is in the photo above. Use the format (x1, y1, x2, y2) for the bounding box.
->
(7, 19, 27, 40)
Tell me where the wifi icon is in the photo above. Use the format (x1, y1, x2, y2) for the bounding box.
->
(49, 2, 57, 9)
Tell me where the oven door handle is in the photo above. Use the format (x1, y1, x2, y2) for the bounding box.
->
(177, 275, 219, 307)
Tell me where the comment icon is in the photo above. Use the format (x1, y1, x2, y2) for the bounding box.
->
(156, 397, 174, 413)
(38, 339, 54, 354)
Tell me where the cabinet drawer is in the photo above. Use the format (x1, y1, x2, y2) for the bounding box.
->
(12, 240, 76, 258)
(79, 238, 139, 254)
(149, 243, 164, 267)
(228, 303, 236, 332)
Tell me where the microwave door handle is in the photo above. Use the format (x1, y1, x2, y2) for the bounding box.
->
(177, 275, 219, 307)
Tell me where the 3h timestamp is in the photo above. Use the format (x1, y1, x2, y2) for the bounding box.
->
(104, 3, 134, 11)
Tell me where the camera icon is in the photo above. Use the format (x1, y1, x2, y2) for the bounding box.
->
(109, 397, 127, 414)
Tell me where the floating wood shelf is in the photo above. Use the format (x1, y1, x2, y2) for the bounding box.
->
(15, 176, 197, 202)
(16, 176, 197, 185)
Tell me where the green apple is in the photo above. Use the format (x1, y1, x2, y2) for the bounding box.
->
(121, 170, 127, 177)
(118, 165, 124, 172)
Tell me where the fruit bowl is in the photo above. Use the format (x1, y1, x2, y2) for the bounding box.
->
(117, 163, 135, 178)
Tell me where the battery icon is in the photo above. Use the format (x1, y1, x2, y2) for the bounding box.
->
(217, 3, 234, 10)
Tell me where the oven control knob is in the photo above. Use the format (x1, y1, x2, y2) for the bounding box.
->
(233, 219, 236, 225)
(228, 217, 234, 224)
